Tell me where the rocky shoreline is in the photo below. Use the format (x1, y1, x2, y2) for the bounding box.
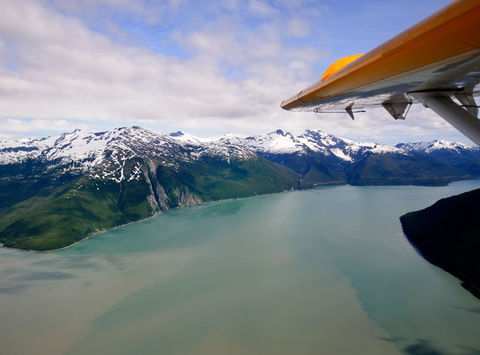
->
(400, 188, 480, 300)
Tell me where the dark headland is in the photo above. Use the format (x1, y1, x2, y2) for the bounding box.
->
(400, 188, 480, 300)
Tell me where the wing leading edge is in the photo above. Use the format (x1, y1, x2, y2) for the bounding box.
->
(281, 0, 480, 145)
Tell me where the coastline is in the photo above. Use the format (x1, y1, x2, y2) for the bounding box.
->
(0, 186, 305, 253)
(400, 187, 480, 300)
(0, 211, 163, 254)
(51, 188, 300, 252)
(2, 178, 479, 253)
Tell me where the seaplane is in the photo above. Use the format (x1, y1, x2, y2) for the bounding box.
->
(281, 0, 480, 145)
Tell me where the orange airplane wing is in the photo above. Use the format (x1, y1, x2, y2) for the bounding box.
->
(281, 0, 480, 145)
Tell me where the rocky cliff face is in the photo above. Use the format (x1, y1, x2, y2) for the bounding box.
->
(0, 127, 296, 250)
(1, 126, 479, 251)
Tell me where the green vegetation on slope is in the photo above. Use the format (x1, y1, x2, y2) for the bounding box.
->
(179, 157, 298, 200)
(0, 175, 155, 251)
(0, 157, 299, 251)
(346, 153, 464, 186)
(258, 152, 345, 188)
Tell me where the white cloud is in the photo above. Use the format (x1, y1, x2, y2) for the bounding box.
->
(285, 17, 310, 38)
(47, 0, 165, 24)
(0, 118, 91, 134)
(0, 0, 469, 144)
(247, 0, 278, 17)
(0, 1, 318, 123)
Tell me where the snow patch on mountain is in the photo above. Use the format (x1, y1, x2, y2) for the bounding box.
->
(168, 131, 208, 145)
(396, 139, 475, 153)
(330, 148, 352, 161)
(244, 130, 304, 154)
(0, 127, 256, 182)
(2, 126, 476, 184)
(234, 128, 409, 162)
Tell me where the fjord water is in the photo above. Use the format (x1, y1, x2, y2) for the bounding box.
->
(1, 182, 480, 354)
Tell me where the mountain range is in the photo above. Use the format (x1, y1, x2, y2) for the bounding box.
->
(1, 126, 479, 250)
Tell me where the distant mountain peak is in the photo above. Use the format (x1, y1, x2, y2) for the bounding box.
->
(395, 139, 475, 153)
(2, 127, 477, 174)
(0, 126, 256, 179)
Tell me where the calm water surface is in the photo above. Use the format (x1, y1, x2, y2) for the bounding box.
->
(1, 181, 480, 354)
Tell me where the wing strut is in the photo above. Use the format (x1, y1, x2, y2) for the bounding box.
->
(455, 91, 478, 117)
(411, 92, 480, 145)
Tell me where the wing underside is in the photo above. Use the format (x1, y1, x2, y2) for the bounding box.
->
(281, 0, 480, 144)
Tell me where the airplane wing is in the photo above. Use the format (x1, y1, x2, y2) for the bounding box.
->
(281, 0, 480, 145)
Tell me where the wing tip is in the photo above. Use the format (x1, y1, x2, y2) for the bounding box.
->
(280, 94, 301, 111)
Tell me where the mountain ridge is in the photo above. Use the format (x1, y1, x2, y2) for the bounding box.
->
(3, 126, 478, 169)
(1, 126, 479, 250)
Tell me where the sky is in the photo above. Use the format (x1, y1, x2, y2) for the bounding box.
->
(1, 0, 470, 144)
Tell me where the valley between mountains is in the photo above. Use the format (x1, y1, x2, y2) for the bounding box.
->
(1, 126, 480, 251)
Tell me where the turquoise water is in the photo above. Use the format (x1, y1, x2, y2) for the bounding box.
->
(1, 181, 480, 354)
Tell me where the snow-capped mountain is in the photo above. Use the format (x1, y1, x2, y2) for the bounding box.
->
(1, 126, 480, 251)
(0, 126, 255, 182)
(0, 127, 297, 250)
(395, 139, 480, 177)
(3, 126, 476, 170)
(234, 129, 407, 162)
(395, 139, 475, 153)
(176, 128, 480, 186)
(2, 126, 478, 186)
(219, 128, 479, 169)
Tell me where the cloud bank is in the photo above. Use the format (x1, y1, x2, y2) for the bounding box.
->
(0, 0, 465, 143)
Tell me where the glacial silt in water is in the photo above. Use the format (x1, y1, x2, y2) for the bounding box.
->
(0, 181, 479, 354)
